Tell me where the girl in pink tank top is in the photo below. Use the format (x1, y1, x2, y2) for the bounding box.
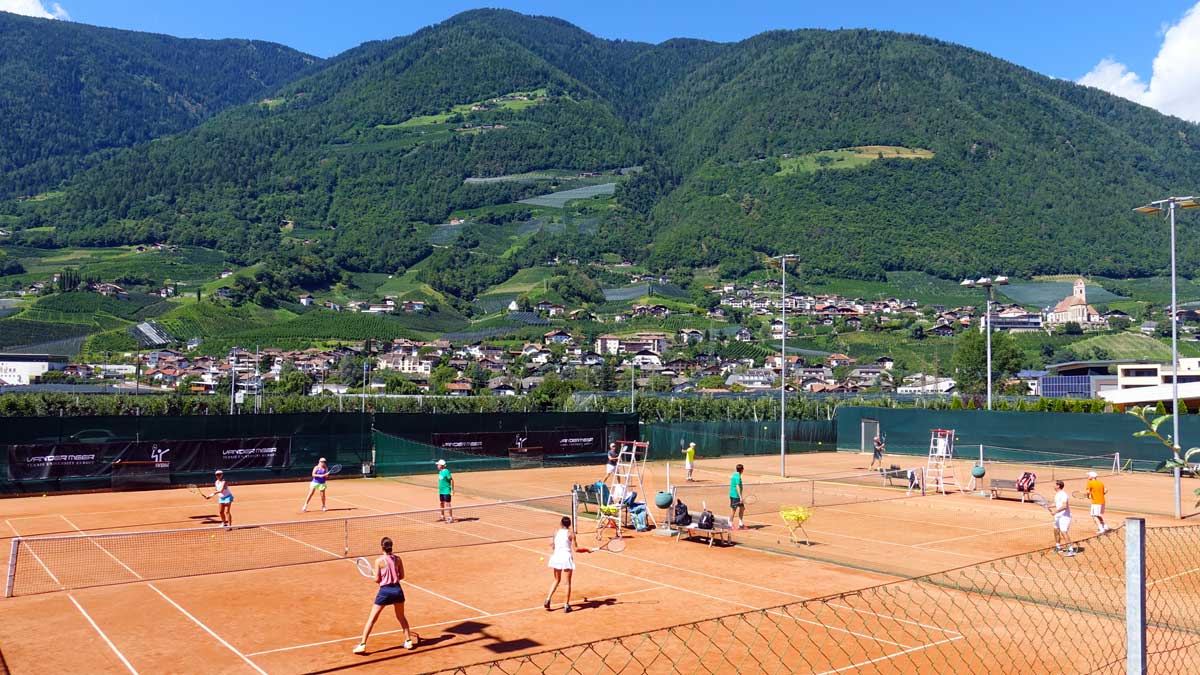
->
(354, 537, 417, 655)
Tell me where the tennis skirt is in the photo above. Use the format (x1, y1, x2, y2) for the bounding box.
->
(374, 583, 406, 606)
(548, 550, 574, 571)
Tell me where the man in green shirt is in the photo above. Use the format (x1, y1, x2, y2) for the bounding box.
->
(729, 463, 745, 530)
(436, 459, 454, 523)
(682, 442, 696, 482)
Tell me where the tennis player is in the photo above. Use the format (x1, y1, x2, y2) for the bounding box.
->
(1052, 480, 1075, 556)
(544, 516, 576, 613)
(209, 470, 233, 528)
(301, 457, 330, 512)
(604, 442, 619, 485)
(353, 536, 416, 655)
(870, 435, 885, 470)
(436, 459, 454, 523)
(683, 442, 696, 481)
(1085, 471, 1109, 534)
(730, 464, 745, 530)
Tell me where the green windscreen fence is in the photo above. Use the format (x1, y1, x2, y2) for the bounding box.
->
(372, 412, 638, 476)
(836, 406, 1184, 471)
(643, 420, 837, 462)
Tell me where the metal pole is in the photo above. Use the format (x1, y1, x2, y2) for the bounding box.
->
(361, 360, 368, 414)
(1125, 517, 1147, 674)
(6, 537, 19, 598)
(630, 362, 635, 413)
(1170, 202, 1182, 519)
(229, 352, 235, 414)
(780, 256, 787, 477)
(986, 287, 993, 411)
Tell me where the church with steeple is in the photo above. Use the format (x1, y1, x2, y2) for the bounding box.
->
(1045, 278, 1106, 328)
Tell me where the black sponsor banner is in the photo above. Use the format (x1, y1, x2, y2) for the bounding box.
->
(432, 429, 603, 459)
(6, 437, 291, 480)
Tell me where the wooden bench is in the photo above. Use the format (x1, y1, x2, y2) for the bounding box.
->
(989, 478, 1031, 503)
(675, 514, 734, 547)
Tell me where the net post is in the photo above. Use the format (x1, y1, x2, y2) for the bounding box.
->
(6, 537, 19, 598)
(343, 519, 349, 557)
(1125, 517, 1147, 675)
(1113, 452, 1121, 474)
(571, 489, 579, 537)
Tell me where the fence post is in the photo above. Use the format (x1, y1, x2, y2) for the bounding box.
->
(1126, 517, 1146, 675)
(6, 538, 19, 598)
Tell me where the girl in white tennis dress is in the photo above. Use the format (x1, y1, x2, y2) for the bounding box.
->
(544, 516, 576, 613)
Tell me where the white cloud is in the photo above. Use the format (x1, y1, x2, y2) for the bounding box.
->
(1078, 3, 1200, 123)
(0, 0, 69, 20)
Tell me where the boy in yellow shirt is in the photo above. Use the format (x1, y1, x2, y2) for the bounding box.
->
(1085, 471, 1109, 534)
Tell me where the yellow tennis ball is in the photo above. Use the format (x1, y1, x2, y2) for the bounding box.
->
(539, 557, 544, 562)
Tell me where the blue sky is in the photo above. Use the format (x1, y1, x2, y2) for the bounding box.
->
(7, 0, 1200, 121)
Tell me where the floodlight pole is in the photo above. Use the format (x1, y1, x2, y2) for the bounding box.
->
(774, 254, 798, 477)
(1134, 196, 1197, 519)
(961, 276, 1008, 411)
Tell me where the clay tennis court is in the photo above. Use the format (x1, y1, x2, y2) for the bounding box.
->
(0, 450, 1191, 673)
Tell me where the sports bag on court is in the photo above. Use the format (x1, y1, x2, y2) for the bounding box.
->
(1016, 471, 1037, 492)
(697, 509, 715, 530)
(673, 500, 690, 526)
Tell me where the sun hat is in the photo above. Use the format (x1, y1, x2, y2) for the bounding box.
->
(436, 459, 446, 467)
(1086, 471, 1098, 478)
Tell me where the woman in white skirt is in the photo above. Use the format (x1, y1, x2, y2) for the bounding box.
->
(544, 516, 576, 613)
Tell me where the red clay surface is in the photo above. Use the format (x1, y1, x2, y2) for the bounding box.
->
(0, 450, 1190, 674)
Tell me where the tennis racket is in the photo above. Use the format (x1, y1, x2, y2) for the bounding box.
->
(1071, 490, 1087, 500)
(1030, 493, 1054, 512)
(187, 484, 209, 500)
(577, 537, 627, 554)
(328, 464, 342, 476)
(355, 557, 375, 579)
(742, 494, 759, 505)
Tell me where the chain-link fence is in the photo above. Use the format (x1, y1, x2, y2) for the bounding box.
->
(429, 521, 1200, 674)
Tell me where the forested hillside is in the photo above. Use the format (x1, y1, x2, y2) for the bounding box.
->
(5, 9, 1200, 290)
(0, 11, 318, 197)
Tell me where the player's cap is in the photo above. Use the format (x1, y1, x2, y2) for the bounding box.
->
(1087, 471, 1098, 478)
(319, 457, 327, 463)
(688, 442, 696, 447)
(436, 459, 446, 467)
(214, 469, 223, 475)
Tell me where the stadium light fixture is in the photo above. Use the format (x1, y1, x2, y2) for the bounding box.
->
(772, 254, 800, 477)
(1134, 196, 1197, 519)
(960, 275, 1008, 410)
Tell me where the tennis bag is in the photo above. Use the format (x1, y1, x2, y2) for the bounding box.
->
(697, 509, 715, 530)
(1016, 471, 1037, 493)
(673, 500, 691, 526)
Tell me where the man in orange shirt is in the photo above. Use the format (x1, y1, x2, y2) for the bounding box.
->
(1085, 471, 1109, 534)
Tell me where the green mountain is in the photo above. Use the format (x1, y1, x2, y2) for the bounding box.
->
(0, 11, 318, 198)
(6, 9, 1200, 293)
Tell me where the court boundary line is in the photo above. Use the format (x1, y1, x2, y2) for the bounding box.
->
(739, 515, 979, 559)
(256, 519, 490, 615)
(60, 515, 144, 581)
(356, 493, 954, 649)
(5, 520, 63, 588)
(913, 521, 1048, 547)
(814, 635, 966, 675)
(246, 586, 666, 657)
(1148, 565, 1200, 587)
(67, 594, 141, 675)
(147, 584, 268, 675)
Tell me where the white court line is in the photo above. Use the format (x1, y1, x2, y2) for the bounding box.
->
(814, 635, 966, 675)
(1148, 566, 1200, 587)
(914, 521, 1046, 547)
(247, 586, 666, 657)
(6, 519, 63, 588)
(60, 515, 143, 581)
(5, 493, 351, 520)
(739, 515, 978, 559)
(825, 603, 962, 637)
(147, 584, 268, 675)
(68, 595, 141, 674)
(256, 519, 490, 615)
(814, 505, 991, 533)
(364, 493, 948, 648)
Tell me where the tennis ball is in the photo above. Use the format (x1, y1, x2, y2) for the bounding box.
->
(539, 557, 544, 562)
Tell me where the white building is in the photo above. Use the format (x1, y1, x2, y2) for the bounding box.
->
(0, 354, 69, 385)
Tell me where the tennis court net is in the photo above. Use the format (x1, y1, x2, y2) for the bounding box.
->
(671, 467, 925, 517)
(5, 494, 575, 597)
(978, 447, 1124, 484)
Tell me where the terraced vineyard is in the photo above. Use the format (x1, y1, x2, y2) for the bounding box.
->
(0, 319, 93, 349)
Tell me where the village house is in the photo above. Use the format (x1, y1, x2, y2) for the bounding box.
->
(1045, 279, 1107, 329)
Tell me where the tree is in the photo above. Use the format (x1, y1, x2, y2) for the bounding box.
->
(383, 373, 420, 394)
(647, 374, 673, 392)
(270, 369, 313, 396)
(429, 365, 456, 394)
(950, 328, 1023, 395)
